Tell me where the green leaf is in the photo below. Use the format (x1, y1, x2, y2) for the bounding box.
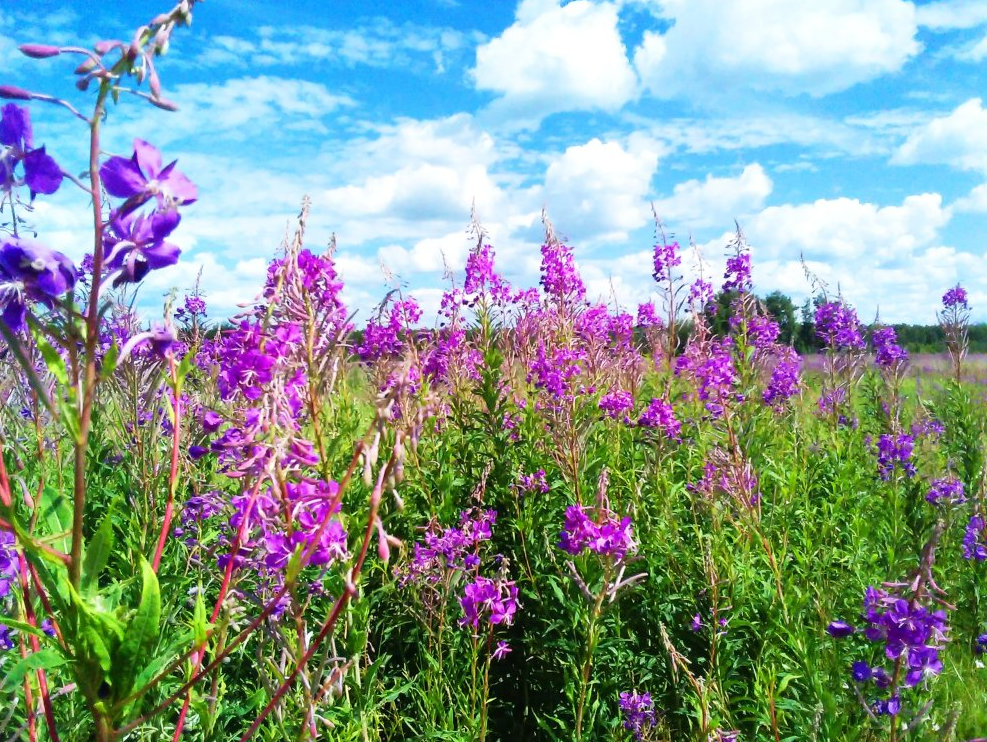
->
(192, 587, 209, 647)
(1, 649, 70, 691)
(0, 616, 50, 641)
(37, 487, 73, 555)
(81, 511, 114, 595)
(110, 557, 161, 698)
(34, 332, 69, 386)
(99, 342, 120, 381)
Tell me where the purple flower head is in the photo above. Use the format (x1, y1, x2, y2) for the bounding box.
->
(815, 301, 865, 350)
(963, 516, 987, 561)
(827, 621, 855, 638)
(652, 239, 681, 284)
(851, 661, 871, 683)
(925, 477, 965, 506)
(763, 348, 801, 409)
(492, 640, 512, 660)
(875, 434, 916, 481)
(722, 251, 752, 294)
(459, 575, 518, 629)
(975, 634, 987, 655)
(0, 237, 76, 330)
(942, 284, 968, 310)
(539, 242, 585, 304)
(99, 139, 197, 211)
(558, 503, 635, 561)
(690, 613, 703, 632)
(0, 104, 63, 196)
(1, 528, 18, 601)
(637, 397, 681, 441)
(464, 243, 509, 300)
(103, 208, 182, 284)
(636, 301, 661, 328)
(872, 327, 908, 368)
(517, 469, 549, 495)
(619, 691, 658, 740)
(688, 278, 714, 311)
(599, 389, 634, 421)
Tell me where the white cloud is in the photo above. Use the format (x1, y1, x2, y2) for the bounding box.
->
(915, 0, 987, 30)
(957, 31, 987, 61)
(634, 0, 920, 98)
(652, 164, 773, 229)
(953, 182, 987, 213)
(473, 0, 637, 127)
(893, 98, 987, 171)
(542, 136, 660, 242)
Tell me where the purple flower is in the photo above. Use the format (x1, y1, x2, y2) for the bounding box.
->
(872, 327, 908, 368)
(975, 634, 987, 655)
(0, 236, 76, 330)
(517, 469, 549, 495)
(637, 397, 681, 441)
(815, 301, 865, 350)
(0, 104, 63, 196)
(722, 251, 752, 293)
(636, 301, 661, 328)
(942, 284, 968, 310)
(652, 239, 681, 284)
(599, 389, 634, 421)
(875, 434, 916, 481)
(99, 139, 197, 210)
(690, 613, 703, 632)
(558, 504, 635, 561)
(619, 691, 658, 740)
(539, 242, 585, 304)
(459, 575, 518, 629)
(103, 208, 182, 284)
(852, 661, 871, 683)
(827, 621, 855, 638)
(763, 348, 801, 409)
(492, 640, 512, 660)
(1, 529, 18, 600)
(925, 477, 965, 506)
(962, 516, 987, 561)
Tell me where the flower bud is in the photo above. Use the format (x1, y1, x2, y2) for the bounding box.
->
(0, 85, 32, 100)
(74, 58, 98, 74)
(19, 44, 61, 59)
(149, 97, 180, 112)
(94, 40, 122, 55)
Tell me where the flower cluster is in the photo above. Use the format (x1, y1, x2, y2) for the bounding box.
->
(599, 389, 634, 421)
(722, 251, 752, 293)
(875, 434, 916, 480)
(762, 348, 801, 410)
(815, 301, 865, 350)
(942, 284, 968, 309)
(637, 397, 681, 440)
(558, 503, 635, 561)
(651, 239, 681, 284)
(0, 236, 77, 330)
(925, 477, 965, 506)
(962, 516, 986, 561)
(872, 327, 907, 368)
(676, 336, 738, 417)
(0, 103, 62, 196)
(829, 586, 949, 715)
(619, 691, 658, 740)
(517, 469, 549, 495)
(464, 242, 510, 302)
(459, 575, 518, 630)
(397, 508, 497, 586)
(540, 242, 585, 305)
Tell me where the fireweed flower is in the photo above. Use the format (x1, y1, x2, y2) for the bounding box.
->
(942, 284, 968, 309)
(762, 348, 801, 410)
(599, 389, 634, 421)
(101, 208, 182, 284)
(0, 103, 63, 196)
(651, 239, 681, 284)
(397, 509, 497, 586)
(517, 469, 549, 495)
(925, 478, 965, 506)
(815, 301, 865, 350)
(962, 516, 986, 561)
(99, 138, 197, 211)
(830, 586, 949, 712)
(975, 634, 987, 655)
(0, 236, 77, 330)
(688, 278, 714, 312)
(558, 503, 635, 561)
(459, 575, 518, 629)
(637, 397, 681, 441)
(675, 336, 738, 417)
(539, 241, 585, 305)
(872, 327, 908, 368)
(492, 640, 512, 660)
(619, 691, 658, 740)
(875, 434, 916, 480)
(722, 251, 752, 293)
(636, 301, 661, 328)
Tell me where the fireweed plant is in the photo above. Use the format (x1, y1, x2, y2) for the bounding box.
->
(3, 9, 987, 742)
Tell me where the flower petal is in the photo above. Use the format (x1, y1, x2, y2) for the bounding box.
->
(23, 147, 63, 195)
(132, 138, 162, 179)
(99, 155, 146, 198)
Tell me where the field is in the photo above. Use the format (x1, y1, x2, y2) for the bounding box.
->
(3, 5, 987, 742)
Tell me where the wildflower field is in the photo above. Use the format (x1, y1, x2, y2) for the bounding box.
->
(2, 4, 987, 742)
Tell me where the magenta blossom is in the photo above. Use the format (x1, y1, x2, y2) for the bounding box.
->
(0, 104, 63, 196)
(99, 138, 197, 211)
(0, 236, 76, 330)
(103, 208, 182, 284)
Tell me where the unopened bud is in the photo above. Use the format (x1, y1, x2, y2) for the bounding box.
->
(0, 85, 32, 100)
(75, 77, 91, 92)
(393, 461, 404, 484)
(74, 58, 98, 74)
(392, 488, 404, 511)
(150, 12, 172, 25)
(375, 517, 390, 564)
(149, 97, 179, 111)
(19, 44, 61, 59)
(94, 40, 121, 55)
(362, 456, 373, 487)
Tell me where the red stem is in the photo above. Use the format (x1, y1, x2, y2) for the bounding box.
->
(152, 355, 182, 572)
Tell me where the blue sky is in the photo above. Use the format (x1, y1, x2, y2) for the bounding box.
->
(3, 0, 987, 324)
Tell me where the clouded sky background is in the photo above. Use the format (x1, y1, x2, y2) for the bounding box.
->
(4, 0, 987, 324)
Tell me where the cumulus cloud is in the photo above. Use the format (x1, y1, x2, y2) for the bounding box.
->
(893, 98, 987, 171)
(915, 0, 987, 30)
(652, 164, 773, 229)
(473, 0, 637, 127)
(634, 0, 920, 98)
(952, 182, 987, 213)
(541, 136, 661, 242)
